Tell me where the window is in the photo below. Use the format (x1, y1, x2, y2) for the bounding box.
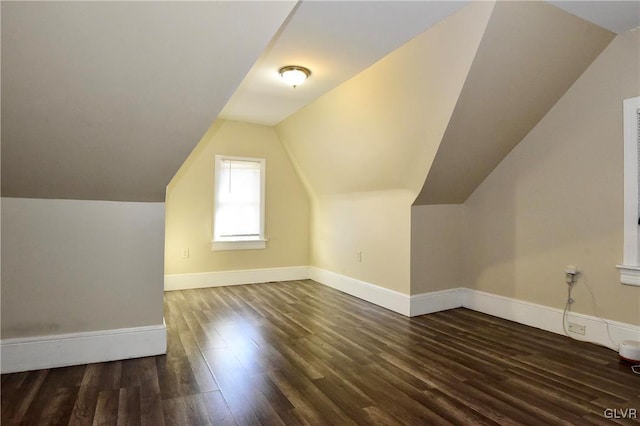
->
(617, 96, 640, 285)
(212, 155, 266, 251)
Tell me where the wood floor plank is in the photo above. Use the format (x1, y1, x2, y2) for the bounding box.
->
(199, 391, 237, 426)
(202, 347, 289, 425)
(38, 386, 79, 425)
(465, 376, 589, 425)
(18, 366, 85, 425)
(156, 355, 206, 400)
(3, 280, 639, 425)
(92, 389, 120, 426)
(69, 385, 101, 426)
(1, 369, 48, 424)
(268, 368, 356, 426)
(116, 387, 141, 426)
(162, 392, 235, 426)
(139, 388, 165, 426)
(138, 358, 165, 426)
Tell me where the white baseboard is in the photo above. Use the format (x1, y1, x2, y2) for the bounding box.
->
(309, 267, 411, 315)
(169, 265, 639, 352)
(410, 288, 463, 316)
(1, 323, 167, 374)
(164, 266, 310, 291)
(308, 267, 639, 351)
(461, 289, 639, 351)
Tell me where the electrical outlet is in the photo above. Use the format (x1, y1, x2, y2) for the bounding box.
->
(181, 248, 189, 258)
(565, 265, 578, 275)
(565, 265, 578, 284)
(568, 322, 585, 335)
(357, 251, 362, 263)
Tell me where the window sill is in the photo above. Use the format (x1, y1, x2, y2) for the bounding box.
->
(616, 264, 640, 286)
(211, 239, 267, 251)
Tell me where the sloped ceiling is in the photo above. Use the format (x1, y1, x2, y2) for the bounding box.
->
(548, 0, 640, 33)
(413, 1, 615, 205)
(276, 1, 620, 203)
(218, 1, 639, 127)
(1, 1, 295, 202)
(275, 2, 495, 198)
(219, 0, 468, 126)
(2, 1, 635, 204)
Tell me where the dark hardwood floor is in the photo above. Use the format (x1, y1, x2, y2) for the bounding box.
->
(2, 279, 639, 425)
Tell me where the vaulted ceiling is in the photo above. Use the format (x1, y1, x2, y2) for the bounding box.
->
(218, 1, 469, 125)
(274, 1, 620, 204)
(414, 0, 615, 204)
(1, 1, 296, 201)
(2, 1, 638, 203)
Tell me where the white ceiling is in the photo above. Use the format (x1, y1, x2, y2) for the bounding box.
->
(220, 0, 640, 126)
(219, 1, 470, 126)
(548, 1, 640, 34)
(2, 1, 638, 202)
(1, 1, 296, 201)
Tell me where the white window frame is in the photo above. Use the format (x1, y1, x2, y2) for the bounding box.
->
(617, 96, 640, 285)
(211, 155, 267, 251)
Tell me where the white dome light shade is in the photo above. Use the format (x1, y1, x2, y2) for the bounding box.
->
(279, 66, 311, 87)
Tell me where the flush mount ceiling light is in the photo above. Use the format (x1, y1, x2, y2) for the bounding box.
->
(279, 65, 311, 88)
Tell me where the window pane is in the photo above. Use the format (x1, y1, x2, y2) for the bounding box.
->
(215, 159, 262, 238)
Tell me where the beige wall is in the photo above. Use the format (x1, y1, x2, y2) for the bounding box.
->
(465, 29, 640, 325)
(313, 191, 413, 293)
(165, 120, 310, 275)
(1, 198, 165, 338)
(411, 204, 469, 294)
(275, 2, 493, 294)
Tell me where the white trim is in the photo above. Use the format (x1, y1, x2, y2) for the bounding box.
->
(211, 239, 267, 251)
(461, 288, 639, 351)
(0, 323, 167, 374)
(410, 288, 463, 316)
(617, 264, 640, 286)
(309, 267, 411, 315)
(168, 265, 639, 351)
(619, 96, 640, 285)
(307, 267, 638, 350)
(164, 266, 309, 291)
(213, 155, 266, 247)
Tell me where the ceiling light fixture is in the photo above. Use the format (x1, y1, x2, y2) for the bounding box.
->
(279, 65, 311, 88)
